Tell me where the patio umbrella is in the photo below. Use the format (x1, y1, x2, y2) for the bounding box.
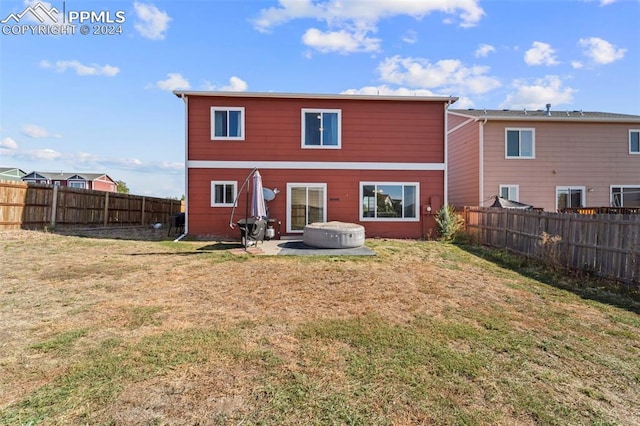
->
(250, 170, 267, 219)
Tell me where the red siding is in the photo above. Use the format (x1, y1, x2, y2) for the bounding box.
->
(92, 179, 117, 192)
(188, 168, 444, 239)
(188, 96, 445, 163)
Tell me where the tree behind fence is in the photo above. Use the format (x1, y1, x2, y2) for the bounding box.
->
(0, 180, 183, 229)
(464, 207, 640, 287)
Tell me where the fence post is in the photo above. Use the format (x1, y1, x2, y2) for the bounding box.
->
(464, 206, 469, 233)
(103, 192, 109, 226)
(141, 196, 146, 226)
(50, 185, 58, 228)
(565, 214, 572, 269)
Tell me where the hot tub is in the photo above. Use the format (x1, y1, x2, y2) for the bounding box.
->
(303, 221, 365, 249)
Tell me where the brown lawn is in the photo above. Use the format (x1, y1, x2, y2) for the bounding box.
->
(1, 228, 639, 425)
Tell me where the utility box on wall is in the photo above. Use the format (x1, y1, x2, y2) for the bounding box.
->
(422, 194, 442, 239)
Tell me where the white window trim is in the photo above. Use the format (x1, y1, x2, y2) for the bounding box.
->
(301, 108, 342, 149)
(210, 181, 237, 207)
(210, 106, 245, 141)
(555, 186, 586, 211)
(505, 128, 535, 159)
(359, 182, 420, 222)
(68, 180, 87, 189)
(286, 183, 327, 233)
(499, 184, 519, 201)
(629, 129, 640, 154)
(610, 185, 640, 207)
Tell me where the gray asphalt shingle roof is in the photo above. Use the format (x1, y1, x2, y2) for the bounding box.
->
(449, 109, 640, 122)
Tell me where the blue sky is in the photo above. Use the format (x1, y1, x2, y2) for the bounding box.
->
(1, 0, 638, 198)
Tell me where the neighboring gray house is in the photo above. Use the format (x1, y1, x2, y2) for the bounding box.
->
(0, 167, 27, 181)
(447, 108, 640, 211)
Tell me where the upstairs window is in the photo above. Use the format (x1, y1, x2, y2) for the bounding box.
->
(505, 128, 535, 158)
(630, 130, 640, 154)
(211, 107, 244, 140)
(301, 109, 341, 148)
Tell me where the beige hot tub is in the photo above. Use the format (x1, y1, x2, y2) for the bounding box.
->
(303, 221, 365, 249)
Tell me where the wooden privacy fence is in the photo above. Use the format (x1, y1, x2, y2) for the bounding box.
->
(0, 180, 183, 229)
(464, 207, 640, 286)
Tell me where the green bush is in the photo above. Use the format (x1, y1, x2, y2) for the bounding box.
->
(435, 205, 465, 242)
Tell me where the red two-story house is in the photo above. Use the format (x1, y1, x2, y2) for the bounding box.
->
(174, 91, 457, 239)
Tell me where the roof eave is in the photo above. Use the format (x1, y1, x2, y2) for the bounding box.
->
(173, 90, 458, 103)
(448, 111, 640, 124)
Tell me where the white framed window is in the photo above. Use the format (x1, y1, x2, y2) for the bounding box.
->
(499, 185, 519, 201)
(211, 181, 237, 207)
(211, 107, 244, 140)
(611, 185, 640, 207)
(286, 183, 327, 233)
(360, 182, 419, 221)
(630, 130, 640, 154)
(556, 186, 585, 211)
(505, 128, 535, 159)
(301, 109, 341, 149)
(68, 180, 86, 189)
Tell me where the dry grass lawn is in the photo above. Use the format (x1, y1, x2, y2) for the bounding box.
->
(1, 228, 639, 425)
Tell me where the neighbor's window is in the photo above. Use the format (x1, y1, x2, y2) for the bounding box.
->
(611, 186, 640, 207)
(301, 109, 341, 148)
(505, 128, 535, 158)
(68, 181, 86, 189)
(211, 107, 244, 140)
(556, 186, 584, 211)
(630, 130, 640, 154)
(361, 182, 419, 221)
(499, 185, 519, 201)
(211, 181, 237, 207)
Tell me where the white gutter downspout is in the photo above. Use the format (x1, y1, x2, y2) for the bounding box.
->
(174, 93, 189, 242)
(479, 118, 487, 207)
(443, 98, 453, 205)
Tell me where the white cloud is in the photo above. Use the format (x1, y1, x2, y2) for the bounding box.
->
(21, 124, 61, 139)
(220, 76, 248, 92)
(571, 61, 584, 69)
(202, 76, 248, 92)
(341, 85, 438, 97)
(475, 43, 496, 58)
(499, 75, 575, 110)
(402, 30, 418, 44)
(153, 73, 190, 91)
(524, 41, 559, 66)
(578, 37, 626, 64)
(254, 0, 484, 31)
(1, 137, 18, 150)
(302, 27, 380, 54)
(377, 55, 501, 95)
(253, 0, 484, 54)
(40, 60, 119, 77)
(133, 1, 171, 40)
(13, 148, 63, 161)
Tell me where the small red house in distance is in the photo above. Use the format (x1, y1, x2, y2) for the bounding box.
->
(174, 91, 457, 239)
(22, 172, 117, 192)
